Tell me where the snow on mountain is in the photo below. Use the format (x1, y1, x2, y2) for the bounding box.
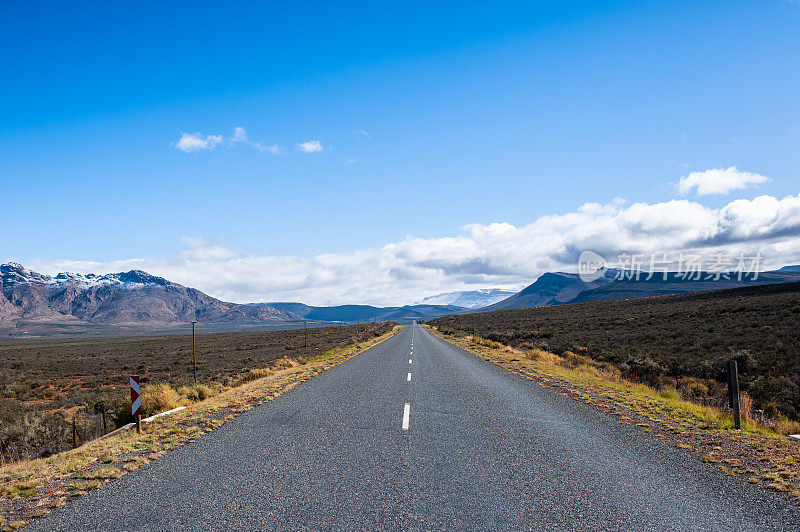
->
(418, 289, 516, 309)
(1, 263, 165, 289)
(0, 262, 299, 328)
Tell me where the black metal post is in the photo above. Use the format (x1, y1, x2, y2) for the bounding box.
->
(726, 360, 741, 430)
(192, 321, 197, 384)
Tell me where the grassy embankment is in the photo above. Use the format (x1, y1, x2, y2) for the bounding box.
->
(0, 325, 402, 530)
(427, 325, 800, 504)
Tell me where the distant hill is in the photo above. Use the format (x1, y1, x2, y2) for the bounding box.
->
(265, 302, 467, 323)
(484, 267, 800, 311)
(418, 288, 515, 309)
(0, 263, 300, 331)
(482, 271, 616, 311)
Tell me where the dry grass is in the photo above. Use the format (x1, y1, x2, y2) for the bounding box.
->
(0, 325, 403, 528)
(140, 383, 184, 417)
(176, 383, 219, 403)
(772, 416, 800, 436)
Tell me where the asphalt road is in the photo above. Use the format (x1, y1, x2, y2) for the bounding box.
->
(31, 323, 800, 531)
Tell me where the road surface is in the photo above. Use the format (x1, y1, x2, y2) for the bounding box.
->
(30, 323, 800, 531)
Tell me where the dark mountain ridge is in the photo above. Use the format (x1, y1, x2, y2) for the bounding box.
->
(484, 267, 800, 311)
(264, 302, 468, 323)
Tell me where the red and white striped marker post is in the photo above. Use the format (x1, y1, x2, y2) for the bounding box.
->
(130, 375, 142, 433)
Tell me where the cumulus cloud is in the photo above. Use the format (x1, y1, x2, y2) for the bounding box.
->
(676, 167, 770, 196)
(175, 132, 223, 152)
(296, 140, 324, 153)
(24, 193, 800, 307)
(176, 127, 283, 154)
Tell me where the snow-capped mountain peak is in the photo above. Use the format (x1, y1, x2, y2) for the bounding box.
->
(0, 264, 169, 289)
(418, 288, 516, 309)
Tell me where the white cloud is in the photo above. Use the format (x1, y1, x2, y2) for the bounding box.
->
(296, 140, 324, 153)
(25, 193, 800, 307)
(676, 166, 770, 196)
(345, 157, 358, 165)
(355, 130, 371, 139)
(176, 127, 283, 154)
(175, 132, 223, 152)
(230, 126, 248, 145)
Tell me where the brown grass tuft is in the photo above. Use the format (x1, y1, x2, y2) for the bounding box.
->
(140, 383, 184, 416)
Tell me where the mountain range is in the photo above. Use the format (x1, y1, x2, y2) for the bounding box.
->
(484, 266, 800, 311)
(263, 302, 468, 323)
(0, 263, 300, 331)
(4, 261, 800, 336)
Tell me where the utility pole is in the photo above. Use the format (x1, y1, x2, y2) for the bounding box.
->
(192, 320, 198, 384)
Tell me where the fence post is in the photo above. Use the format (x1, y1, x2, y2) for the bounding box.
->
(726, 360, 741, 430)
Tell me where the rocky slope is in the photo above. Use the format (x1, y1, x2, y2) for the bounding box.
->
(0, 263, 300, 328)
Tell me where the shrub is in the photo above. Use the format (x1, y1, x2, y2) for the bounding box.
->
(177, 383, 219, 403)
(739, 391, 754, 425)
(234, 368, 273, 385)
(770, 415, 800, 436)
(0, 399, 71, 462)
(111, 395, 135, 428)
(525, 348, 561, 365)
(140, 383, 183, 417)
(763, 402, 779, 419)
(658, 387, 681, 401)
(272, 356, 300, 370)
(686, 378, 710, 398)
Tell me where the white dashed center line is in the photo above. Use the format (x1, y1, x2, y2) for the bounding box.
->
(402, 403, 410, 430)
(409, 359, 412, 364)
(407, 372, 412, 382)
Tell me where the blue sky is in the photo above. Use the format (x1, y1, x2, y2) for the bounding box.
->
(2, 1, 800, 304)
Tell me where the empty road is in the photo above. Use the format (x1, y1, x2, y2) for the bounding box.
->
(31, 323, 800, 531)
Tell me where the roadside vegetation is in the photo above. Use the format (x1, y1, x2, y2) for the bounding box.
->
(0, 323, 392, 465)
(427, 326, 800, 504)
(0, 324, 402, 530)
(430, 281, 800, 427)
